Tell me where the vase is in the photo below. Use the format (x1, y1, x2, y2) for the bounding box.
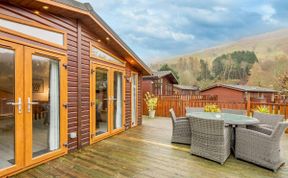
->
(149, 110, 156, 118)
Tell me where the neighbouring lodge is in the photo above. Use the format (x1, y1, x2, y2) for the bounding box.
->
(201, 84, 279, 103)
(173, 84, 199, 95)
(0, 0, 151, 177)
(142, 70, 200, 96)
(142, 71, 179, 96)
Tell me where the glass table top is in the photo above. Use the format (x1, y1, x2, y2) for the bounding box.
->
(186, 112, 259, 125)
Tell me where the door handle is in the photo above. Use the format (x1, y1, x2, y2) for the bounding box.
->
(6, 97, 22, 113)
(27, 97, 39, 113)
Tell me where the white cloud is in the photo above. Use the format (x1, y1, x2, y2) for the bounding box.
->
(116, 5, 195, 42)
(213, 6, 228, 12)
(260, 4, 278, 25)
(135, 25, 194, 41)
(78, 0, 286, 63)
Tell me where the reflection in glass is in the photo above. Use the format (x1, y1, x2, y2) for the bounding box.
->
(0, 48, 15, 169)
(95, 69, 109, 135)
(113, 72, 123, 130)
(32, 55, 60, 158)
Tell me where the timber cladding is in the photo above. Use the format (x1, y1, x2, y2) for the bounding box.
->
(0, 1, 144, 152)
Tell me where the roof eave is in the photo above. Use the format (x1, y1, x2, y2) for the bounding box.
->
(83, 3, 151, 75)
(201, 84, 278, 93)
(31, 0, 151, 75)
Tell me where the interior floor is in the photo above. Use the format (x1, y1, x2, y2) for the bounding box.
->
(96, 121, 108, 135)
(0, 117, 51, 169)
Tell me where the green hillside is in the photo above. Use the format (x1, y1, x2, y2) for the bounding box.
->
(150, 28, 288, 89)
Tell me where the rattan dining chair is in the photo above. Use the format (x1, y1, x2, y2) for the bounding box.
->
(189, 116, 232, 164)
(253, 112, 284, 129)
(169, 108, 191, 144)
(235, 122, 288, 172)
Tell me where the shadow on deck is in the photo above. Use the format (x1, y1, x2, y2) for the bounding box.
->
(13, 117, 288, 178)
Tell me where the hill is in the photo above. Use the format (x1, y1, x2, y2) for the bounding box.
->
(150, 28, 288, 88)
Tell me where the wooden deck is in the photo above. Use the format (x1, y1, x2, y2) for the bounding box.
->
(13, 117, 288, 178)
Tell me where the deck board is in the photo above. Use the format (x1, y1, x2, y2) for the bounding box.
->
(13, 117, 288, 178)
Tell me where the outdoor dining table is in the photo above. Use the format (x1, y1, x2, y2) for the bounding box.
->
(186, 112, 260, 126)
(186, 112, 260, 153)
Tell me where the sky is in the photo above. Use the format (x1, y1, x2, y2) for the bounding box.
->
(79, 0, 288, 63)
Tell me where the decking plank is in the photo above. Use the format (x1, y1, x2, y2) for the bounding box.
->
(12, 117, 288, 178)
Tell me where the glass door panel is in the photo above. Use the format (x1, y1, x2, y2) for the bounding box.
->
(112, 71, 123, 130)
(95, 68, 109, 136)
(131, 73, 138, 127)
(0, 47, 16, 169)
(31, 55, 60, 158)
(0, 40, 23, 177)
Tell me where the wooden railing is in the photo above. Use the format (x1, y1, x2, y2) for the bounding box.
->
(143, 95, 218, 117)
(143, 95, 288, 119)
(249, 102, 288, 119)
(143, 95, 288, 133)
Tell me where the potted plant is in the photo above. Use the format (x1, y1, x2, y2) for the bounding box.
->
(204, 104, 221, 113)
(254, 105, 270, 114)
(144, 92, 158, 118)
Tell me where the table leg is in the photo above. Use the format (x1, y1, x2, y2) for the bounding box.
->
(231, 125, 236, 155)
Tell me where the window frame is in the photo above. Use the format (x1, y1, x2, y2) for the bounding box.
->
(0, 14, 67, 49)
(90, 42, 126, 67)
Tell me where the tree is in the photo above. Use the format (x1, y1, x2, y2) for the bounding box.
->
(211, 51, 258, 81)
(197, 59, 213, 81)
(159, 64, 180, 80)
(277, 72, 288, 99)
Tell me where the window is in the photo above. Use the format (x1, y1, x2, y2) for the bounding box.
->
(0, 17, 65, 47)
(153, 79, 162, 95)
(166, 84, 173, 95)
(91, 45, 125, 66)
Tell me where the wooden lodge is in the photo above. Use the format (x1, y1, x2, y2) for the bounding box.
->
(142, 70, 200, 96)
(201, 84, 279, 103)
(0, 0, 151, 177)
(142, 71, 179, 96)
(173, 84, 199, 95)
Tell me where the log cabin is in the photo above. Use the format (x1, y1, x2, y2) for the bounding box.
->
(173, 84, 200, 95)
(201, 84, 278, 103)
(142, 71, 179, 96)
(0, 0, 151, 177)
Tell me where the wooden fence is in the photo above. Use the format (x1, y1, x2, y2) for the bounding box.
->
(143, 95, 288, 120)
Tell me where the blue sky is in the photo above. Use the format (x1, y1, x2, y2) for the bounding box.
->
(79, 0, 288, 63)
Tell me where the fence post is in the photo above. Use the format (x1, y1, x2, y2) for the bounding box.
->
(246, 93, 251, 116)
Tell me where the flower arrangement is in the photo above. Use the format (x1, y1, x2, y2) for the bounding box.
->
(204, 104, 221, 113)
(144, 92, 158, 111)
(254, 105, 270, 114)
